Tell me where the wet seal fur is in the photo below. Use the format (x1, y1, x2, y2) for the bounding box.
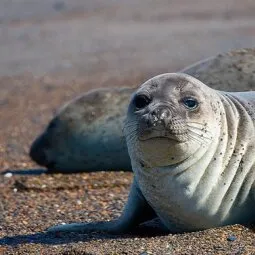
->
(30, 48, 255, 172)
(47, 73, 255, 233)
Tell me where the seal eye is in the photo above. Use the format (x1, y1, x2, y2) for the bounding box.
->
(182, 97, 199, 110)
(134, 94, 151, 109)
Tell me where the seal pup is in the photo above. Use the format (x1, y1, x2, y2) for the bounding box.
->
(30, 48, 255, 172)
(48, 73, 255, 233)
(30, 87, 133, 171)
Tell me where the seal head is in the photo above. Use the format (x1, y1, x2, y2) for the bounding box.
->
(125, 73, 218, 169)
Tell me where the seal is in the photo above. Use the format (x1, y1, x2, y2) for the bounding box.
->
(30, 48, 255, 172)
(47, 73, 255, 234)
(30, 87, 133, 171)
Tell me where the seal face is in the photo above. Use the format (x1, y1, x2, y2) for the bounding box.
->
(125, 73, 218, 169)
(124, 73, 255, 232)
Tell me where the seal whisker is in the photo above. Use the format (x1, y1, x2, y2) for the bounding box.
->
(123, 126, 138, 136)
(123, 121, 138, 131)
(126, 134, 138, 144)
(125, 127, 139, 142)
(187, 128, 212, 141)
(187, 130, 212, 145)
(187, 122, 208, 131)
(124, 121, 137, 125)
(125, 130, 138, 139)
(187, 129, 206, 138)
(125, 127, 138, 135)
(187, 123, 209, 131)
(123, 123, 138, 130)
(123, 119, 137, 125)
(124, 124, 138, 131)
(187, 121, 205, 126)
(187, 134, 204, 145)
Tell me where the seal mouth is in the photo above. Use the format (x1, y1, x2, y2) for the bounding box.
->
(139, 135, 176, 141)
(138, 132, 188, 143)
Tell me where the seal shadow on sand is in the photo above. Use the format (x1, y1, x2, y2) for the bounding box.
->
(0, 222, 169, 246)
(0, 223, 254, 247)
(2, 168, 47, 176)
(0, 169, 168, 247)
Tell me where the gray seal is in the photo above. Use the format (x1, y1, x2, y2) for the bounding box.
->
(48, 73, 255, 233)
(30, 48, 255, 172)
(30, 87, 133, 171)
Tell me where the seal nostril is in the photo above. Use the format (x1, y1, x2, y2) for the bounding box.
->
(150, 107, 171, 126)
(160, 109, 170, 120)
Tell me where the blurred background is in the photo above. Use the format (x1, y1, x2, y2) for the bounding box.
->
(1, 0, 255, 170)
(1, 0, 255, 81)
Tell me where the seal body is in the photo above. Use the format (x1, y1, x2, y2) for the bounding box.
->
(30, 87, 133, 171)
(125, 73, 255, 232)
(47, 73, 255, 234)
(30, 48, 255, 172)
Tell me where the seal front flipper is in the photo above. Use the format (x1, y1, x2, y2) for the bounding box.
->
(47, 178, 156, 234)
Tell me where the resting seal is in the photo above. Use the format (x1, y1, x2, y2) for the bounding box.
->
(48, 73, 255, 233)
(30, 48, 255, 172)
(30, 87, 133, 171)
